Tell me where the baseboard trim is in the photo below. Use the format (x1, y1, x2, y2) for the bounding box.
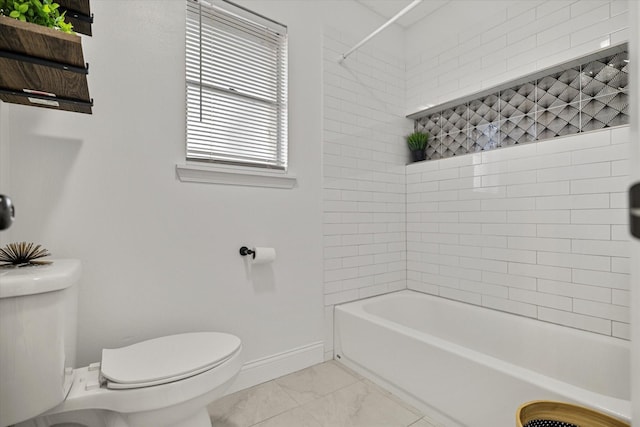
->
(224, 341, 324, 395)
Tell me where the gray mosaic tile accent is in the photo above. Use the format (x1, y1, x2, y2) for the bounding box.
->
(469, 93, 499, 126)
(500, 114, 536, 146)
(426, 136, 440, 160)
(441, 105, 469, 133)
(537, 67, 580, 108)
(469, 123, 499, 152)
(537, 104, 580, 140)
(581, 52, 629, 99)
(581, 92, 629, 132)
(500, 82, 535, 118)
(415, 49, 629, 161)
(417, 113, 441, 138)
(440, 131, 467, 158)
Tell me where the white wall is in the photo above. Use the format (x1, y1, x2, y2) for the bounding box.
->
(322, 25, 409, 359)
(403, 0, 631, 337)
(0, 0, 400, 385)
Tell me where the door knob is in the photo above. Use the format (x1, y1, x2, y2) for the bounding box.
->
(0, 195, 14, 230)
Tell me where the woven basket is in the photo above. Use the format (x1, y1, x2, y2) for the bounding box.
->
(516, 401, 629, 427)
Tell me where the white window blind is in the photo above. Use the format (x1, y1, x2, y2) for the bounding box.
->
(186, 0, 288, 170)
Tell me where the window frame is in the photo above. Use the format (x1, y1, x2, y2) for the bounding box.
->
(179, 0, 295, 188)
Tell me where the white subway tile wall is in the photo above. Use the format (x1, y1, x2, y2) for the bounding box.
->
(405, 0, 630, 111)
(322, 28, 411, 359)
(402, 0, 629, 339)
(406, 128, 630, 339)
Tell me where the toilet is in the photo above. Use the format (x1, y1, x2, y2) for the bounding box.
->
(0, 259, 242, 427)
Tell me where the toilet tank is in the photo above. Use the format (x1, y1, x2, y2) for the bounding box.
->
(0, 259, 81, 427)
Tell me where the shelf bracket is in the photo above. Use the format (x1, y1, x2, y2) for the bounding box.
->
(62, 10, 94, 24)
(0, 88, 93, 105)
(0, 49, 89, 74)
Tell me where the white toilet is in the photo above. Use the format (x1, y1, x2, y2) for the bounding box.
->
(0, 259, 242, 427)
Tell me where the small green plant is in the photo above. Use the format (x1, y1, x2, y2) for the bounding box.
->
(0, 0, 74, 33)
(406, 131, 430, 150)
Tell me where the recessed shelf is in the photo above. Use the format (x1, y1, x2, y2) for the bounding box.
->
(0, 15, 93, 114)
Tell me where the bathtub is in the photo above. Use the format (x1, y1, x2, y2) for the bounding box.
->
(334, 290, 630, 427)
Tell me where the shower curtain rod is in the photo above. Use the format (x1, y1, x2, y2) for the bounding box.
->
(339, 0, 423, 63)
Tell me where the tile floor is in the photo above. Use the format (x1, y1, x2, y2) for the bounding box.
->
(207, 361, 443, 427)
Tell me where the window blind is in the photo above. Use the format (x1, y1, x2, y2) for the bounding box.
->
(186, 0, 288, 170)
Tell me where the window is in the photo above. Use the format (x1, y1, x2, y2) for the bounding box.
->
(185, 0, 288, 171)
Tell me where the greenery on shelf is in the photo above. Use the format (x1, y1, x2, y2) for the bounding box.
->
(0, 0, 74, 33)
(406, 131, 430, 150)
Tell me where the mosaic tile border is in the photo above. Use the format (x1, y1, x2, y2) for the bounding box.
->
(411, 46, 629, 161)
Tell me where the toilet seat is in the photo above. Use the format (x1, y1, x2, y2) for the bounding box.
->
(101, 332, 241, 390)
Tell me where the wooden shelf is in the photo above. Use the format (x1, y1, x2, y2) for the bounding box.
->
(0, 15, 92, 114)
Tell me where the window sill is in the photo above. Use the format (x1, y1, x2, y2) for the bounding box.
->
(176, 163, 297, 189)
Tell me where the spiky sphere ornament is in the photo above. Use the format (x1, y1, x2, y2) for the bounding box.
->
(0, 242, 51, 267)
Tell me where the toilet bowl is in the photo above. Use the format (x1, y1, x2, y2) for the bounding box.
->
(0, 260, 242, 427)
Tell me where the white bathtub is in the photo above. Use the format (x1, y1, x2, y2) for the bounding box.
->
(334, 290, 630, 427)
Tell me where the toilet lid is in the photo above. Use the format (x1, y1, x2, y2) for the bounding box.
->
(100, 332, 241, 389)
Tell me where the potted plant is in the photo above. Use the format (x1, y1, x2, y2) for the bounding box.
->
(0, 0, 74, 33)
(406, 131, 430, 162)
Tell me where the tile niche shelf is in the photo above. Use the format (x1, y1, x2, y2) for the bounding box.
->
(408, 44, 628, 161)
(0, 3, 93, 115)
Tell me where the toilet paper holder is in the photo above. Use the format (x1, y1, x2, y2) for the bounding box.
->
(239, 246, 277, 264)
(239, 246, 255, 258)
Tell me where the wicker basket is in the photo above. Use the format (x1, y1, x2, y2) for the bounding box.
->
(516, 401, 629, 427)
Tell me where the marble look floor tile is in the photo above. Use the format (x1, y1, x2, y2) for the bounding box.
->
(252, 407, 323, 427)
(332, 360, 365, 380)
(361, 378, 422, 417)
(409, 416, 444, 427)
(207, 380, 298, 427)
(275, 361, 360, 405)
(301, 380, 422, 427)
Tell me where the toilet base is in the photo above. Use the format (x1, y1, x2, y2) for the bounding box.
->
(14, 346, 242, 427)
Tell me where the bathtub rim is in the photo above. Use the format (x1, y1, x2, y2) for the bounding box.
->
(334, 289, 631, 423)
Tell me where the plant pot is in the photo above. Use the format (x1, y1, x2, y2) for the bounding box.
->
(410, 149, 426, 162)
